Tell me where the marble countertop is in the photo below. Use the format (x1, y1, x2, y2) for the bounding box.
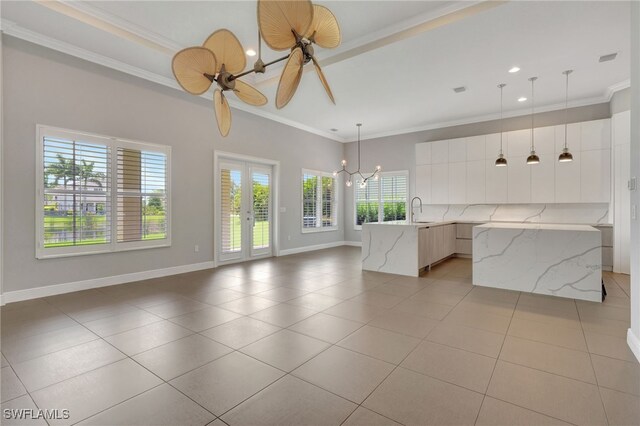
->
(363, 220, 611, 228)
(475, 223, 600, 232)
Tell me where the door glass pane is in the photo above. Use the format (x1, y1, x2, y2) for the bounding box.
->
(221, 166, 242, 253)
(252, 171, 270, 250)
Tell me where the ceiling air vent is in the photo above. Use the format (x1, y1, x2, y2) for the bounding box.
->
(599, 53, 617, 63)
(453, 86, 467, 93)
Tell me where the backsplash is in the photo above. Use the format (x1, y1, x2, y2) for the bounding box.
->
(416, 203, 611, 225)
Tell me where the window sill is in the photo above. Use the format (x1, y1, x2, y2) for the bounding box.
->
(301, 227, 339, 234)
(36, 241, 171, 260)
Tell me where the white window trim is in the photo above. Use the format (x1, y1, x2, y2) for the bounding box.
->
(301, 168, 339, 233)
(353, 170, 409, 231)
(36, 125, 172, 259)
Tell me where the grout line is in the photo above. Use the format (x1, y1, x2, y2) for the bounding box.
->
(576, 298, 612, 426)
(472, 291, 519, 425)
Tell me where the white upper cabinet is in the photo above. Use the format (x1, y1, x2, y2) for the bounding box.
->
(448, 162, 466, 204)
(413, 118, 611, 205)
(431, 163, 449, 204)
(415, 142, 431, 165)
(507, 129, 531, 157)
(555, 151, 581, 202)
(580, 149, 611, 202)
(485, 159, 508, 203)
(466, 135, 486, 161)
(555, 123, 581, 153)
(533, 126, 555, 154)
(485, 133, 506, 159)
(466, 160, 486, 203)
(531, 154, 555, 203)
(507, 156, 531, 203)
(431, 140, 449, 164)
(415, 164, 432, 203)
(448, 138, 467, 163)
(581, 119, 611, 151)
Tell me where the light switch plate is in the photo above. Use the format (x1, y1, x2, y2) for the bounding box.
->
(279, 207, 286, 213)
(629, 177, 636, 191)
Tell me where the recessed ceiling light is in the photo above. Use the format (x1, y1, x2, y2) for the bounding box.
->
(508, 66, 520, 73)
(518, 97, 527, 102)
(599, 52, 617, 62)
(453, 86, 466, 93)
(246, 49, 257, 57)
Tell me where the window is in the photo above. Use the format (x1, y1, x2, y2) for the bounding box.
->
(354, 171, 408, 229)
(37, 126, 171, 258)
(302, 170, 338, 232)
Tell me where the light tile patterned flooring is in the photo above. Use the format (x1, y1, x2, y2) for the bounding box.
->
(0, 246, 638, 425)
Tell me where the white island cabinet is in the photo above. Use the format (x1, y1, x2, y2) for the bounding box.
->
(472, 223, 602, 302)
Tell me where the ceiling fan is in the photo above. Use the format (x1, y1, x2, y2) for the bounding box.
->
(171, 0, 341, 137)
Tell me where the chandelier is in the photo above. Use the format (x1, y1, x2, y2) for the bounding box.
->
(334, 124, 381, 188)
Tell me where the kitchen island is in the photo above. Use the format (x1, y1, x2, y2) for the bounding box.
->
(472, 223, 602, 302)
(361, 221, 456, 277)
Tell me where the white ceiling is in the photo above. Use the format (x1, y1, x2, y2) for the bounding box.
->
(1, 1, 630, 142)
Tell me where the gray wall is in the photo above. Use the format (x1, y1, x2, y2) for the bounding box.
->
(2, 37, 345, 293)
(343, 102, 612, 242)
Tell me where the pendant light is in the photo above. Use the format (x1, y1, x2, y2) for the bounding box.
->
(526, 76, 540, 165)
(495, 83, 508, 167)
(558, 70, 574, 162)
(334, 124, 381, 187)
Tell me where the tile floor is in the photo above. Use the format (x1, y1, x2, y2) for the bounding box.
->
(0, 246, 638, 425)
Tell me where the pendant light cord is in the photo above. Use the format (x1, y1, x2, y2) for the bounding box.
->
(564, 71, 570, 150)
(499, 84, 505, 155)
(357, 124, 361, 171)
(530, 78, 535, 152)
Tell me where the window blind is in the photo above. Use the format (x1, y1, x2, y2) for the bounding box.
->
(354, 171, 408, 228)
(116, 148, 168, 243)
(302, 170, 337, 230)
(43, 137, 111, 248)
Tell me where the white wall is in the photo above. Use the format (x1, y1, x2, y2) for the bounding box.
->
(1, 37, 345, 294)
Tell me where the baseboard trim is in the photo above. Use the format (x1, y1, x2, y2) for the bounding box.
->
(1, 261, 215, 304)
(343, 241, 362, 247)
(278, 241, 349, 256)
(627, 328, 640, 364)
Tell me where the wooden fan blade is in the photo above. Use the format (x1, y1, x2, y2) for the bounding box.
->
(276, 47, 304, 109)
(203, 29, 246, 75)
(214, 89, 232, 137)
(305, 5, 341, 49)
(312, 56, 335, 104)
(233, 80, 268, 106)
(258, 0, 313, 51)
(172, 47, 217, 95)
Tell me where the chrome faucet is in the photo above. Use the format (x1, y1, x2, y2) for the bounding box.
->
(410, 197, 423, 223)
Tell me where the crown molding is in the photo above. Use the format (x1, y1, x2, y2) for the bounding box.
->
(350, 88, 622, 143)
(1, 19, 346, 143)
(605, 79, 630, 101)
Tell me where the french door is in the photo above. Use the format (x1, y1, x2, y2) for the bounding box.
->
(218, 159, 273, 263)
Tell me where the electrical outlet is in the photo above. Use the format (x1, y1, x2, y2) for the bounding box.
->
(632, 205, 637, 221)
(280, 207, 286, 213)
(287, 235, 291, 241)
(629, 177, 637, 191)
(194, 245, 199, 253)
